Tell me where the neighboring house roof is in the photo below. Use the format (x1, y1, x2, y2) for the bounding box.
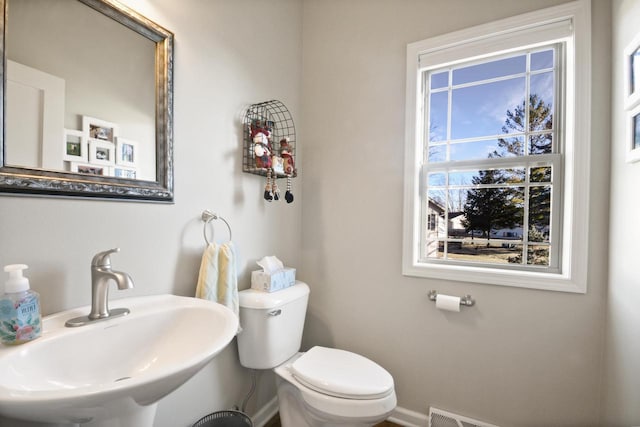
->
(427, 199, 445, 213)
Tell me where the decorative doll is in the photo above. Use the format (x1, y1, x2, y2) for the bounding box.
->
(279, 138, 295, 203)
(279, 138, 295, 175)
(253, 132, 272, 169)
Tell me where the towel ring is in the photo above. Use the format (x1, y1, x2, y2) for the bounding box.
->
(201, 210, 232, 245)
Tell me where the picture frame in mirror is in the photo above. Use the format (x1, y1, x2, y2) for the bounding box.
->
(82, 115, 119, 143)
(63, 128, 86, 162)
(70, 162, 109, 176)
(88, 139, 115, 166)
(115, 137, 138, 168)
(112, 166, 137, 179)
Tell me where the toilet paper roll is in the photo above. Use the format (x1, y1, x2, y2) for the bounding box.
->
(436, 294, 461, 312)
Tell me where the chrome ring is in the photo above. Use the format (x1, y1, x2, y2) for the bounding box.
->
(201, 210, 232, 245)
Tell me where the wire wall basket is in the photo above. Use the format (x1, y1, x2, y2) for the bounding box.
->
(242, 100, 297, 178)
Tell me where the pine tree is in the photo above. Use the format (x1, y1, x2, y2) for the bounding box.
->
(495, 94, 553, 240)
(462, 169, 522, 241)
(462, 94, 552, 241)
(493, 93, 553, 157)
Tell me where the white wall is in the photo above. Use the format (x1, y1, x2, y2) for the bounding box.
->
(299, 1, 610, 426)
(0, 0, 302, 426)
(602, 0, 640, 425)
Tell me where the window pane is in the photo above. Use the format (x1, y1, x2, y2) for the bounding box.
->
(447, 188, 468, 214)
(451, 77, 526, 139)
(461, 186, 524, 239)
(429, 91, 448, 142)
(528, 245, 550, 266)
(447, 187, 468, 239)
(449, 168, 525, 186)
(447, 212, 467, 238)
(431, 71, 449, 89)
(448, 171, 476, 186)
(428, 144, 446, 162)
(424, 239, 443, 259)
(529, 185, 551, 242)
(426, 190, 446, 239)
(528, 133, 553, 154)
(491, 136, 525, 157)
(427, 172, 446, 187)
(531, 49, 554, 71)
(427, 189, 446, 209)
(529, 72, 554, 131)
(452, 55, 526, 85)
(530, 166, 551, 183)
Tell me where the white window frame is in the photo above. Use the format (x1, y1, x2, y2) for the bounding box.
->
(402, 0, 591, 293)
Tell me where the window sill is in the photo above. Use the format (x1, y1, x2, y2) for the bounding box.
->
(402, 261, 586, 293)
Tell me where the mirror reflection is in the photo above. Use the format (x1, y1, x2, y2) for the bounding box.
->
(0, 0, 173, 202)
(6, 0, 156, 181)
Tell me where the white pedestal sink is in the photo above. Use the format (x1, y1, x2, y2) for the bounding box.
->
(0, 294, 239, 426)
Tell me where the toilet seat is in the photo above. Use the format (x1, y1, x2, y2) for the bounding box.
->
(274, 351, 397, 421)
(290, 346, 394, 400)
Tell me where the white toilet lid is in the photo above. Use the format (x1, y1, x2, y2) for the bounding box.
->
(291, 346, 394, 400)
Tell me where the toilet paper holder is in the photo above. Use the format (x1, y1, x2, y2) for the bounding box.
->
(428, 290, 475, 307)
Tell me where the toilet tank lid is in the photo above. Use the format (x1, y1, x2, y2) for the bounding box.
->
(239, 281, 309, 309)
(291, 346, 394, 400)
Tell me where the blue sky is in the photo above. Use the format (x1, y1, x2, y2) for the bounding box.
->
(427, 49, 555, 163)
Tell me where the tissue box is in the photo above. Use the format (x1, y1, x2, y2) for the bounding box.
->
(251, 268, 296, 292)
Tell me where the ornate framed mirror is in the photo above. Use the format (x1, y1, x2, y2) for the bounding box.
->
(0, 0, 174, 202)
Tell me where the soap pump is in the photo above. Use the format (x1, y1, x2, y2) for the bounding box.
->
(0, 264, 42, 345)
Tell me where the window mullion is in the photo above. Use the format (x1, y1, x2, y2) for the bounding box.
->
(522, 168, 531, 266)
(424, 153, 560, 173)
(521, 51, 532, 265)
(446, 69, 453, 162)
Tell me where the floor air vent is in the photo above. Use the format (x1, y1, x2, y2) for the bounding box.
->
(429, 407, 500, 427)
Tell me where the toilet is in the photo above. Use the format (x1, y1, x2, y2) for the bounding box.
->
(237, 281, 397, 427)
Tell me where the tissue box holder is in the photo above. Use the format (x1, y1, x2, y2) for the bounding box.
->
(251, 268, 296, 292)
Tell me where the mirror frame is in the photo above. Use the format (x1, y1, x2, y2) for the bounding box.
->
(0, 0, 174, 202)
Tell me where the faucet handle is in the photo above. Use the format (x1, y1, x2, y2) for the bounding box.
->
(92, 248, 120, 267)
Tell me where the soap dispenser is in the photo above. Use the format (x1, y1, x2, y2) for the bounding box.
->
(0, 264, 41, 345)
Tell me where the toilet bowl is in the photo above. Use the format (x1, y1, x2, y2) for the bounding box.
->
(237, 282, 397, 427)
(274, 349, 396, 427)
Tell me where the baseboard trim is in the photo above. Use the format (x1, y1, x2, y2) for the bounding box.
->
(388, 406, 429, 427)
(251, 396, 279, 427)
(251, 398, 428, 427)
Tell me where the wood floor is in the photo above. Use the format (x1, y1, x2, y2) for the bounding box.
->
(264, 413, 400, 426)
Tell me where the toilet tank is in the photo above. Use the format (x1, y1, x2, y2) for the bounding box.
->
(237, 281, 310, 369)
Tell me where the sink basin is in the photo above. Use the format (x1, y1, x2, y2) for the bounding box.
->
(0, 294, 238, 426)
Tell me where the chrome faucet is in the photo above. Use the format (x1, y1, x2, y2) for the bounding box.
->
(89, 248, 134, 319)
(65, 248, 134, 327)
